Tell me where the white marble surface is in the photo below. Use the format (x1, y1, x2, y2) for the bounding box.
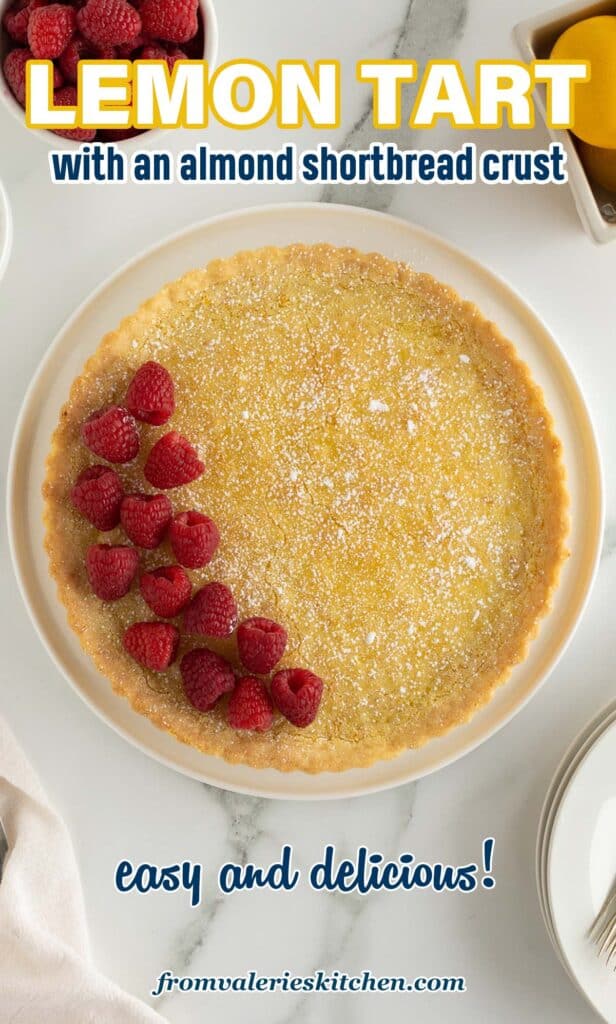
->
(1, 0, 615, 1020)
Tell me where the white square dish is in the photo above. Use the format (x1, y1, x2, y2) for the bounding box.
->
(515, 0, 616, 243)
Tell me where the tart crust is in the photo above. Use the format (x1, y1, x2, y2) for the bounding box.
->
(43, 244, 569, 773)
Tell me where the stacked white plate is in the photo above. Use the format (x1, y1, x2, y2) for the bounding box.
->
(538, 701, 616, 1021)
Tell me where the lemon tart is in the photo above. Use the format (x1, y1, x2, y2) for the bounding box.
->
(43, 244, 568, 772)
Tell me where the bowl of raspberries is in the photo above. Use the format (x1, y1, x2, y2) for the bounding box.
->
(0, 0, 218, 144)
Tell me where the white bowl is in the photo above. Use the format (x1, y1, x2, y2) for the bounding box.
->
(0, 0, 218, 150)
(0, 177, 12, 281)
(515, 0, 616, 244)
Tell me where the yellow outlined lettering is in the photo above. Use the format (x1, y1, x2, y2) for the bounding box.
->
(277, 60, 340, 129)
(475, 60, 534, 129)
(26, 60, 74, 128)
(210, 59, 276, 129)
(410, 60, 475, 129)
(357, 60, 417, 129)
(133, 60, 207, 130)
(534, 59, 590, 129)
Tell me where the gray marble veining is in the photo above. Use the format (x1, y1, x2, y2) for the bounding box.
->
(148, 789, 269, 1008)
(322, 0, 468, 210)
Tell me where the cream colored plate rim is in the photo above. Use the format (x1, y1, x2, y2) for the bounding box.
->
(7, 202, 604, 799)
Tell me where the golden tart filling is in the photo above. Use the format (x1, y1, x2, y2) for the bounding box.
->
(43, 244, 568, 772)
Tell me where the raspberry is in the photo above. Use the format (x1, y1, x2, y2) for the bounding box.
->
(125, 361, 175, 425)
(237, 617, 287, 675)
(52, 84, 96, 140)
(140, 0, 197, 43)
(59, 35, 86, 79)
(2, 46, 60, 104)
(28, 4, 76, 58)
(86, 543, 138, 600)
(168, 511, 219, 568)
(120, 492, 172, 548)
(163, 43, 187, 64)
(82, 405, 139, 463)
(271, 668, 323, 727)
(228, 677, 273, 732)
(140, 564, 191, 617)
(3, 48, 32, 105)
(76, 0, 140, 46)
(77, 0, 141, 46)
(144, 431, 204, 489)
(4, 0, 45, 45)
(58, 34, 112, 80)
(70, 465, 124, 530)
(140, 42, 186, 70)
(98, 126, 141, 141)
(116, 31, 148, 56)
(183, 582, 237, 638)
(139, 43, 164, 58)
(123, 621, 178, 670)
(180, 648, 235, 712)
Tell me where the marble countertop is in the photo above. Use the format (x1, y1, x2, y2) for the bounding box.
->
(1, 0, 615, 1020)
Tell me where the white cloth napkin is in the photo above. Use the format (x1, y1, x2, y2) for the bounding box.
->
(0, 718, 166, 1024)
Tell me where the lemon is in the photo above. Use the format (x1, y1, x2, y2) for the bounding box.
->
(577, 139, 616, 192)
(551, 16, 616, 148)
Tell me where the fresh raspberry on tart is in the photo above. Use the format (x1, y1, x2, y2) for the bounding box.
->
(180, 648, 235, 712)
(227, 676, 274, 732)
(126, 361, 175, 425)
(237, 617, 287, 675)
(140, 565, 191, 618)
(82, 405, 140, 464)
(168, 511, 220, 568)
(123, 621, 178, 671)
(271, 668, 323, 728)
(86, 543, 139, 600)
(120, 492, 172, 549)
(70, 465, 124, 531)
(144, 431, 204, 489)
(183, 582, 237, 638)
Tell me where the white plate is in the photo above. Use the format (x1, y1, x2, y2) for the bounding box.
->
(0, 179, 12, 283)
(7, 203, 604, 800)
(537, 703, 616, 974)
(548, 718, 616, 1022)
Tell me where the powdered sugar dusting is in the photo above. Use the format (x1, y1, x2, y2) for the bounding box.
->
(51, 247, 565, 750)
